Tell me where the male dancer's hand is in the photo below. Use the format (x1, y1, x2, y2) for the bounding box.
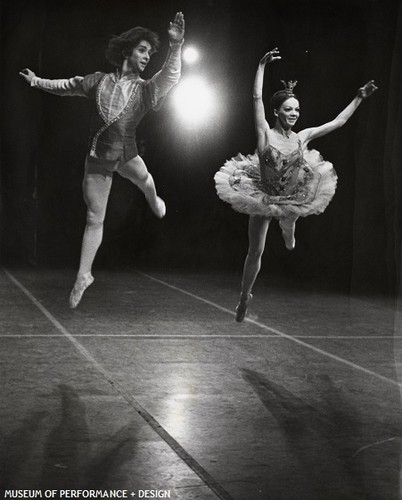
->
(358, 80, 378, 99)
(19, 68, 36, 84)
(168, 11, 185, 43)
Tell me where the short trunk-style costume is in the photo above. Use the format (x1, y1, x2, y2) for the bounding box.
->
(31, 42, 182, 168)
(214, 139, 337, 219)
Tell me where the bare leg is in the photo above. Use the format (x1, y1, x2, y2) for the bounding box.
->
(236, 215, 271, 322)
(70, 167, 113, 308)
(278, 215, 299, 250)
(117, 155, 166, 218)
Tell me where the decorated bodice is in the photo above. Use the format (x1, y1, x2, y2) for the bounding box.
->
(97, 73, 141, 122)
(259, 141, 314, 197)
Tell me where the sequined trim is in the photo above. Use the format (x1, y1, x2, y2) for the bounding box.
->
(89, 75, 140, 157)
(257, 141, 315, 200)
(228, 148, 320, 205)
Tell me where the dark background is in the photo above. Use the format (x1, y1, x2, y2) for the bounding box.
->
(1, 0, 401, 296)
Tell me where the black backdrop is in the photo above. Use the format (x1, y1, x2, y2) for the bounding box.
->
(1, 0, 401, 296)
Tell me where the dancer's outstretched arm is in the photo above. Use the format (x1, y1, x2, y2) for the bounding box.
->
(150, 11, 185, 106)
(253, 48, 281, 152)
(299, 80, 378, 145)
(19, 67, 88, 97)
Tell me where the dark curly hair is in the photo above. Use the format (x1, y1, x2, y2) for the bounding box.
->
(105, 27, 160, 67)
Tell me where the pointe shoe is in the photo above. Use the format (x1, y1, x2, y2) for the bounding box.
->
(69, 272, 94, 309)
(279, 220, 296, 250)
(235, 293, 253, 322)
(149, 196, 166, 218)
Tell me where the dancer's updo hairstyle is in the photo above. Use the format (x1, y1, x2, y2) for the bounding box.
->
(271, 80, 298, 111)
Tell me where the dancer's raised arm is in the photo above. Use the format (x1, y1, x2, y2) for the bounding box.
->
(299, 80, 378, 145)
(151, 11, 185, 106)
(253, 48, 281, 152)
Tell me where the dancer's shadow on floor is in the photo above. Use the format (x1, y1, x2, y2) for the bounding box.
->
(0, 384, 138, 490)
(241, 368, 402, 500)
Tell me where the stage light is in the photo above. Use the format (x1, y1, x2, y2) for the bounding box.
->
(172, 76, 216, 126)
(183, 46, 200, 64)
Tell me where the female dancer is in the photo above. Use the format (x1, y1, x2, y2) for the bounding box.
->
(215, 48, 377, 322)
(20, 12, 185, 308)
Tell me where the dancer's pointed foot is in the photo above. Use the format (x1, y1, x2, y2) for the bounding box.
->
(148, 196, 166, 218)
(279, 219, 296, 250)
(235, 293, 253, 322)
(69, 272, 94, 309)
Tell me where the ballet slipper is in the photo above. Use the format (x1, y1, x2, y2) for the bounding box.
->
(69, 272, 94, 309)
(235, 293, 253, 322)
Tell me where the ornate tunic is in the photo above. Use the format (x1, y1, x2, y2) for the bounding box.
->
(31, 42, 182, 162)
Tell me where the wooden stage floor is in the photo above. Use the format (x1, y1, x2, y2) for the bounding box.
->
(1, 267, 401, 499)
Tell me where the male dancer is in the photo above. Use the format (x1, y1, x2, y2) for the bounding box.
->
(20, 12, 185, 308)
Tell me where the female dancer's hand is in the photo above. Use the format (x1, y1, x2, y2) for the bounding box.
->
(19, 68, 36, 84)
(259, 48, 281, 65)
(358, 80, 378, 99)
(168, 11, 185, 43)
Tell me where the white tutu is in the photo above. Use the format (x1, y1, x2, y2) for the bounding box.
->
(214, 148, 337, 218)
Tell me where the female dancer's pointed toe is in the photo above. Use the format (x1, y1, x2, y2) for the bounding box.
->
(235, 293, 253, 322)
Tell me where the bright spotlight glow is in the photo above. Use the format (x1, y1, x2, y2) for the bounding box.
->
(173, 77, 216, 126)
(183, 46, 200, 64)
